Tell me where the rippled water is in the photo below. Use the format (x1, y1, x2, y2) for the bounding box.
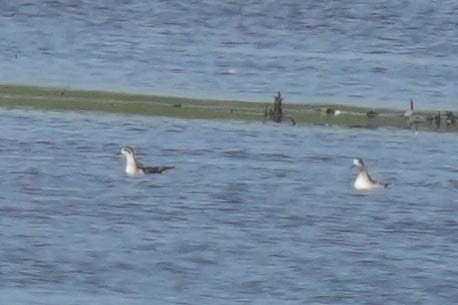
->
(1, 108, 458, 304)
(1, 1, 458, 108)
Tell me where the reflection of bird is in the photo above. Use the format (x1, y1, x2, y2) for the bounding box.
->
(353, 158, 389, 190)
(121, 146, 174, 176)
(403, 99, 414, 118)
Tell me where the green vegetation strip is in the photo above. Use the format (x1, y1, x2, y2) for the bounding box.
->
(1, 84, 456, 132)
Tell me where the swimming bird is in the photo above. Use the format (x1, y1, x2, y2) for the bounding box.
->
(403, 98, 414, 118)
(121, 146, 174, 176)
(446, 111, 456, 127)
(353, 158, 389, 190)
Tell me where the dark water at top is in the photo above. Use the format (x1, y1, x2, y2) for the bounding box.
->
(1, 1, 458, 109)
(1, 108, 458, 304)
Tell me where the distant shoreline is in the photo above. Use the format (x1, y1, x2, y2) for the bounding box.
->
(1, 83, 456, 132)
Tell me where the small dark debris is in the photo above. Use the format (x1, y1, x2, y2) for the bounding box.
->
(264, 91, 295, 125)
(434, 112, 441, 129)
(366, 110, 378, 118)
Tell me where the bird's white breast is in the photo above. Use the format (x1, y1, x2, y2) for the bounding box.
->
(124, 155, 143, 176)
(354, 173, 380, 190)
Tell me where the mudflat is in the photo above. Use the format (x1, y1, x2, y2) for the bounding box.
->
(1, 84, 456, 132)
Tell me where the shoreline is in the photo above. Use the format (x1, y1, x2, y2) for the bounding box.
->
(1, 83, 456, 132)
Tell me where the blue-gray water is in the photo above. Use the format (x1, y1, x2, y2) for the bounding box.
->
(1, 1, 458, 109)
(1, 108, 458, 304)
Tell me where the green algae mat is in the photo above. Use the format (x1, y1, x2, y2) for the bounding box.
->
(1, 84, 457, 132)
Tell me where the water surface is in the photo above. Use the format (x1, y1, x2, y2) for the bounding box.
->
(1, 108, 458, 304)
(1, 1, 458, 108)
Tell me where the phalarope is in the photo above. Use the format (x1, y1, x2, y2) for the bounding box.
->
(403, 98, 414, 118)
(121, 146, 174, 176)
(353, 158, 389, 190)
